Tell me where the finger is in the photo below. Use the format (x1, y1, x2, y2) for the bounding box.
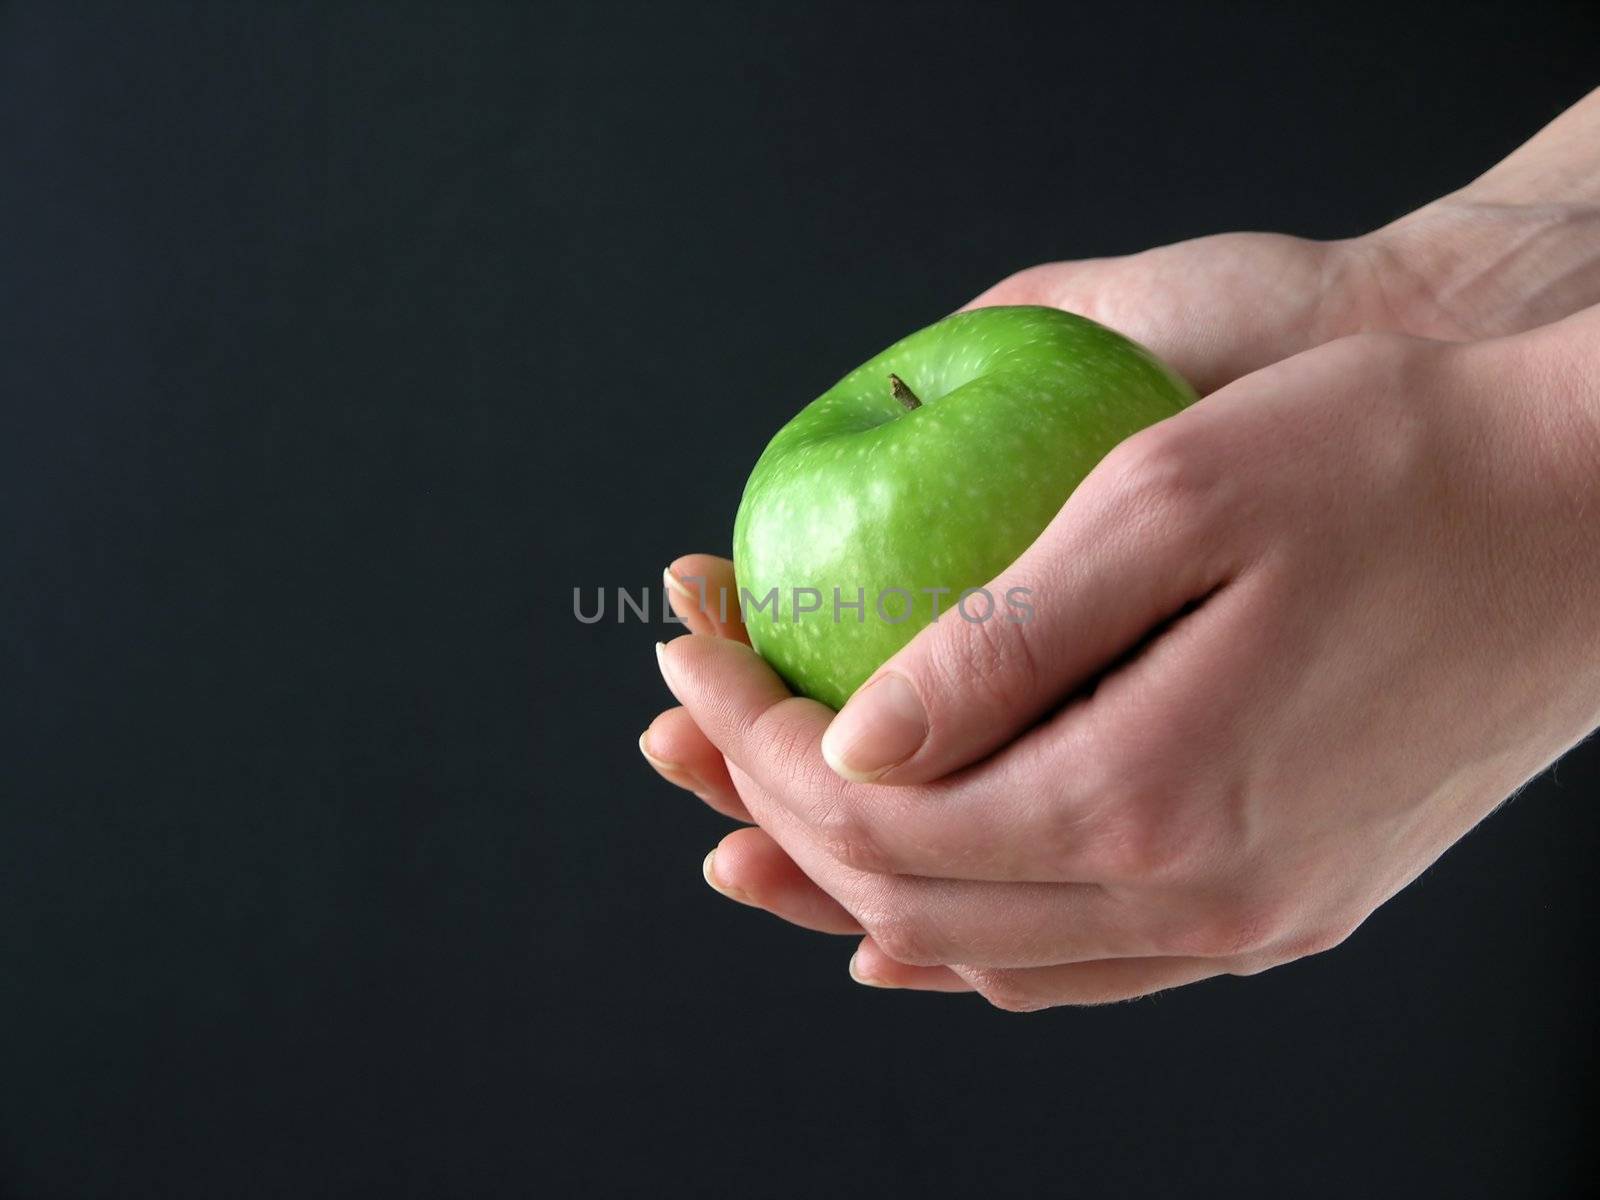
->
(848, 937, 972, 992)
(703, 827, 862, 935)
(641, 707, 750, 822)
(726, 761, 1186, 968)
(700, 563, 1268, 897)
(961, 241, 1336, 395)
(962, 258, 1211, 382)
(961, 259, 1106, 312)
(665, 554, 749, 644)
(851, 938, 1223, 1007)
(819, 417, 1237, 786)
(952, 956, 1224, 1010)
(658, 633, 1133, 883)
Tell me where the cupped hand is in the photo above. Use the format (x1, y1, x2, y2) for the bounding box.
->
(645, 312, 1600, 1009)
(641, 226, 1417, 819)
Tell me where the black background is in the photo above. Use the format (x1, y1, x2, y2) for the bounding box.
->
(4, 2, 1598, 1196)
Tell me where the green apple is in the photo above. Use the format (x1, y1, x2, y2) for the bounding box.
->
(732, 305, 1196, 709)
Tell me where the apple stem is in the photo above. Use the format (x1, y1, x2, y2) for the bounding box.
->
(889, 374, 923, 412)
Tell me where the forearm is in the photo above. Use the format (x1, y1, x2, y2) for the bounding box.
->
(1464, 299, 1600, 742)
(1352, 87, 1600, 340)
(1503, 299, 1600, 500)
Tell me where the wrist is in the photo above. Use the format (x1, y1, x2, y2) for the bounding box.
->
(1507, 303, 1600, 490)
(1351, 199, 1600, 342)
(1446, 307, 1600, 735)
(1456, 305, 1600, 599)
(1340, 88, 1600, 344)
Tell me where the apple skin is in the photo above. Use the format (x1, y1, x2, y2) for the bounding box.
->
(733, 305, 1196, 709)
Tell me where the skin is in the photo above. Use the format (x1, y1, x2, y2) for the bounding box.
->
(644, 89, 1600, 1008)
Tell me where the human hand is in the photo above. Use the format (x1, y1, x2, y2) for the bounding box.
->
(646, 309, 1600, 1008)
(964, 87, 1600, 396)
(642, 90, 1600, 1005)
(963, 231, 1377, 396)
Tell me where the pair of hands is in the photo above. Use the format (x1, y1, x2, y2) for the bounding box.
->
(643, 100, 1600, 1009)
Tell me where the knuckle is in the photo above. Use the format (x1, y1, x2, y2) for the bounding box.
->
(1036, 783, 1111, 880)
(1075, 737, 1215, 885)
(1280, 919, 1359, 963)
(981, 263, 1057, 307)
(861, 910, 940, 968)
(1091, 801, 1193, 885)
(812, 805, 893, 875)
(971, 973, 1049, 1014)
(1171, 896, 1285, 959)
(1224, 954, 1280, 978)
(1098, 421, 1217, 522)
(1227, 919, 1352, 978)
(751, 699, 830, 788)
(927, 603, 1039, 714)
(980, 970, 1126, 1009)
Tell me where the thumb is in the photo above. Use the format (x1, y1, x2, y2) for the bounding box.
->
(819, 426, 1234, 785)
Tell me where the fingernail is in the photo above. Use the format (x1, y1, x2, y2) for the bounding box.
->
(638, 728, 688, 775)
(663, 566, 694, 600)
(654, 641, 672, 689)
(638, 728, 667, 767)
(820, 672, 927, 782)
(702, 849, 750, 904)
(848, 950, 895, 989)
(639, 729, 713, 800)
